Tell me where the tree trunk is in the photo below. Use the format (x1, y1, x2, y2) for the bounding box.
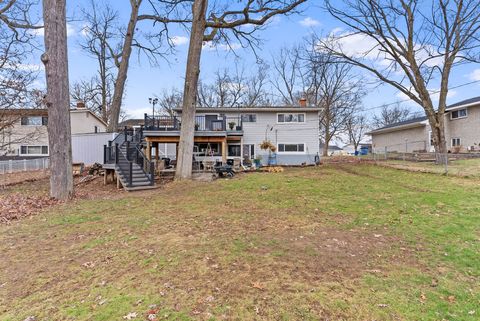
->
(429, 115, 448, 164)
(107, 0, 142, 132)
(42, 0, 73, 200)
(322, 141, 329, 157)
(322, 121, 331, 157)
(175, 0, 208, 180)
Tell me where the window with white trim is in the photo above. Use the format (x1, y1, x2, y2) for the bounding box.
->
(277, 113, 305, 123)
(278, 143, 305, 153)
(241, 114, 256, 122)
(451, 138, 461, 147)
(21, 116, 48, 126)
(451, 109, 467, 119)
(20, 145, 49, 155)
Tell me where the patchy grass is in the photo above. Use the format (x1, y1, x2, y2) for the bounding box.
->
(382, 157, 480, 177)
(0, 164, 479, 320)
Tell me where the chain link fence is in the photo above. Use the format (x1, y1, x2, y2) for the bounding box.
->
(369, 142, 480, 176)
(0, 158, 49, 175)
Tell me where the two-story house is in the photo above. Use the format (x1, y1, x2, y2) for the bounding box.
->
(368, 96, 480, 153)
(141, 106, 321, 166)
(0, 104, 107, 158)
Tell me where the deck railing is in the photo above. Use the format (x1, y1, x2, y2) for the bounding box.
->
(144, 114, 243, 132)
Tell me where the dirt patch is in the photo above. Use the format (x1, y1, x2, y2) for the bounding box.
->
(0, 170, 49, 188)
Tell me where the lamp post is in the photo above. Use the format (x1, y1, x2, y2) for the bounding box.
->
(149, 97, 158, 120)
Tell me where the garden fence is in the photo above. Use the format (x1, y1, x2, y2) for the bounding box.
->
(0, 158, 49, 175)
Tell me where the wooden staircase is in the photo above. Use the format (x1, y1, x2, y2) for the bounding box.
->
(116, 143, 156, 191)
(103, 127, 157, 192)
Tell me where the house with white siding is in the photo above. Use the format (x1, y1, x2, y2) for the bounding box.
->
(0, 105, 107, 159)
(141, 106, 321, 166)
(368, 97, 480, 153)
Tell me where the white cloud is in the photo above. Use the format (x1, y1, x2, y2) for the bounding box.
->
(299, 17, 320, 27)
(468, 69, 480, 81)
(31, 23, 77, 37)
(202, 42, 242, 51)
(170, 36, 189, 46)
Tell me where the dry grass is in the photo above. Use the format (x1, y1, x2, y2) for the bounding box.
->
(0, 165, 479, 320)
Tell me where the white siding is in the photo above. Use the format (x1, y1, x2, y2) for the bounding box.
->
(219, 110, 320, 165)
(72, 132, 116, 165)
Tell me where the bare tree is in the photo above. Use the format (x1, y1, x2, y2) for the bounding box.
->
(320, 0, 480, 162)
(345, 114, 369, 153)
(0, 0, 43, 153)
(142, 0, 307, 179)
(271, 46, 304, 105)
(42, 0, 73, 200)
(75, 0, 119, 123)
(271, 39, 365, 156)
(372, 103, 422, 128)
(242, 64, 272, 107)
(77, 0, 173, 132)
(156, 87, 183, 115)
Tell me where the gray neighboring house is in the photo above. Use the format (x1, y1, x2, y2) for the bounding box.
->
(142, 106, 321, 166)
(368, 96, 480, 153)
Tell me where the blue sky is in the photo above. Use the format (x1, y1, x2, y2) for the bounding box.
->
(29, 0, 480, 119)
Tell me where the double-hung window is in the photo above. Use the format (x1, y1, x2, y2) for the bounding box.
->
(278, 143, 305, 153)
(450, 109, 467, 120)
(241, 114, 256, 122)
(277, 113, 305, 123)
(451, 138, 461, 147)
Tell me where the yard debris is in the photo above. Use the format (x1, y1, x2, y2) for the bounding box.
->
(431, 278, 438, 287)
(468, 310, 476, 315)
(0, 193, 58, 224)
(377, 304, 389, 308)
(123, 312, 138, 319)
(420, 293, 427, 303)
(447, 295, 456, 303)
(23, 317, 36, 321)
(82, 261, 95, 268)
(251, 281, 265, 290)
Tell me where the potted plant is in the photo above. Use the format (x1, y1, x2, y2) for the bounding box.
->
(254, 156, 262, 168)
(228, 121, 236, 130)
(194, 123, 200, 130)
(260, 140, 277, 166)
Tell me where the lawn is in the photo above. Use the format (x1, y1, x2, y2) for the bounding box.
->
(0, 164, 479, 320)
(381, 157, 480, 177)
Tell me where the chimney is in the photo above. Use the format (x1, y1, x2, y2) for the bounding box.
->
(299, 98, 307, 107)
(76, 100, 86, 109)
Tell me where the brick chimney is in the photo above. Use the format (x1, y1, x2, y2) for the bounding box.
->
(299, 98, 307, 107)
(76, 100, 86, 109)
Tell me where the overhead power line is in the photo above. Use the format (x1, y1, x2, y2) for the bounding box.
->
(364, 79, 480, 112)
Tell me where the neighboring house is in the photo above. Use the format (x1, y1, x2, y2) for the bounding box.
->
(141, 106, 321, 165)
(368, 96, 480, 153)
(319, 143, 344, 156)
(0, 105, 107, 158)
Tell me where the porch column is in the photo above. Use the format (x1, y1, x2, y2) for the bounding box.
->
(146, 141, 152, 161)
(155, 142, 159, 161)
(221, 139, 227, 163)
(240, 137, 244, 165)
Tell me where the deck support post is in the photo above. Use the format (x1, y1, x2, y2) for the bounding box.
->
(146, 141, 152, 161)
(221, 139, 227, 164)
